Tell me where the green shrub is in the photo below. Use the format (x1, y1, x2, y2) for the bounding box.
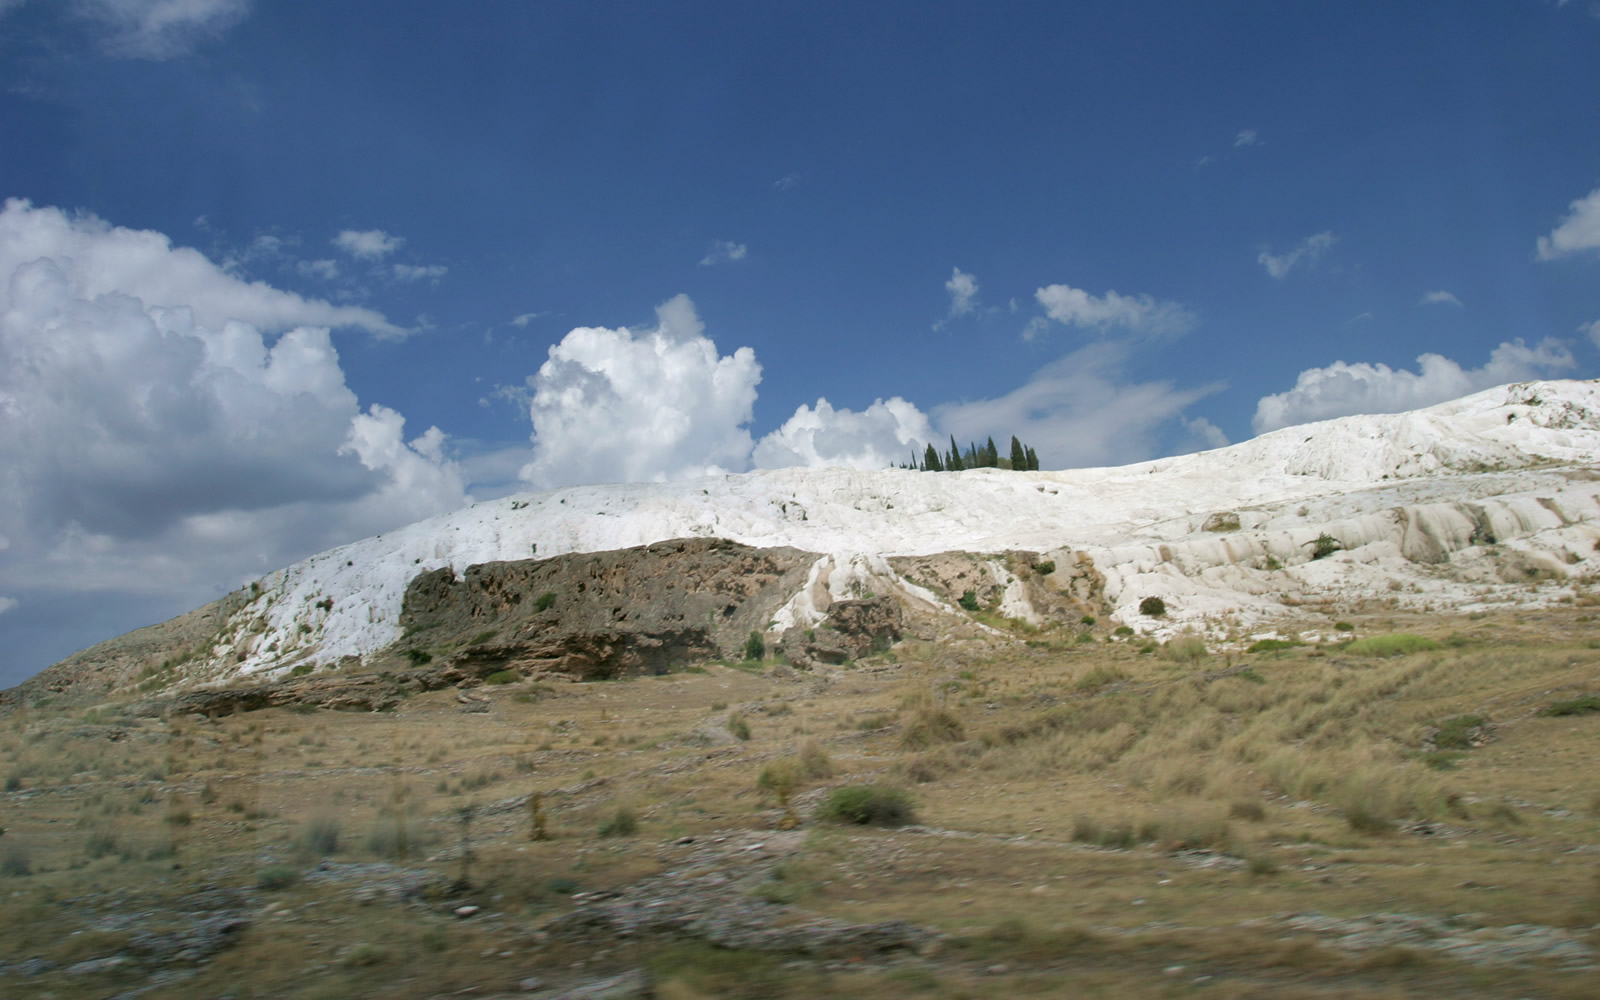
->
(484, 670, 519, 685)
(1308, 533, 1343, 560)
(534, 591, 558, 612)
(405, 648, 432, 666)
(289, 662, 314, 677)
(1333, 621, 1355, 632)
(469, 629, 499, 645)
(1079, 615, 1096, 626)
(597, 806, 638, 838)
(2, 846, 33, 877)
(298, 814, 341, 856)
(1138, 596, 1166, 617)
(256, 865, 298, 890)
(727, 711, 751, 741)
(743, 631, 766, 662)
(1034, 560, 1055, 575)
(1113, 625, 1134, 637)
(1247, 638, 1302, 653)
(1343, 633, 1440, 657)
(1540, 695, 1600, 717)
(818, 785, 915, 827)
(958, 590, 980, 612)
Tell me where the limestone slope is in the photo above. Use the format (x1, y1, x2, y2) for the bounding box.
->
(19, 379, 1600, 698)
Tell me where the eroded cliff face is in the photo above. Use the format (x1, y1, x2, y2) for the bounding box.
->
(389, 538, 822, 680)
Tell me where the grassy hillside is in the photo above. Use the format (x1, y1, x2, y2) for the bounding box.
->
(1, 607, 1597, 998)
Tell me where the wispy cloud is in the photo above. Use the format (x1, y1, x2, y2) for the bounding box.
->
(392, 263, 447, 283)
(1234, 128, 1260, 147)
(934, 267, 978, 329)
(510, 312, 545, 327)
(1258, 231, 1336, 279)
(1419, 289, 1462, 307)
(773, 173, 802, 192)
(699, 240, 748, 267)
(75, 0, 251, 60)
(297, 258, 339, 281)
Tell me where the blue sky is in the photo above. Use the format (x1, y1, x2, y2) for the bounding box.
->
(2, 1, 1599, 684)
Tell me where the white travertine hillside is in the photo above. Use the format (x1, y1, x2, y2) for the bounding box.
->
(205, 379, 1600, 679)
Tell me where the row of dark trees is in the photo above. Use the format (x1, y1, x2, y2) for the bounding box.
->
(898, 435, 1040, 472)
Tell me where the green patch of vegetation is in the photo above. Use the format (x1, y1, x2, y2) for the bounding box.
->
(1433, 714, 1488, 749)
(1079, 614, 1096, 626)
(484, 670, 519, 685)
(1333, 621, 1356, 632)
(1539, 694, 1600, 717)
(1308, 533, 1343, 560)
(1418, 751, 1466, 771)
(597, 806, 638, 838)
(726, 711, 751, 741)
(1033, 560, 1055, 575)
(256, 865, 298, 890)
(534, 591, 558, 612)
(1247, 638, 1302, 653)
(1113, 625, 1134, 637)
(405, 648, 433, 666)
(958, 590, 980, 612)
(817, 785, 915, 826)
(1138, 596, 1166, 617)
(468, 629, 499, 645)
(743, 631, 765, 662)
(1344, 633, 1440, 657)
(289, 662, 314, 677)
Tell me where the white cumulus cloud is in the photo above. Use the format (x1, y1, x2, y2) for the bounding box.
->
(1258, 231, 1337, 279)
(0, 201, 467, 672)
(1535, 185, 1600, 260)
(1032, 283, 1195, 337)
(753, 397, 934, 471)
(1252, 339, 1576, 433)
(517, 295, 761, 488)
(1420, 290, 1462, 307)
(1582, 318, 1600, 349)
(1234, 129, 1260, 147)
(75, 0, 250, 59)
(333, 228, 405, 261)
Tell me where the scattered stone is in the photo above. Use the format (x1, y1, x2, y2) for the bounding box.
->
(456, 905, 481, 918)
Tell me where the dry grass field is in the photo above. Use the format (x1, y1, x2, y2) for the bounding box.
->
(2, 608, 1598, 998)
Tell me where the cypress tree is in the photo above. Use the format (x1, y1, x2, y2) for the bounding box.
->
(966, 441, 979, 468)
(923, 442, 942, 472)
(1010, 435, 1026, 469)
(1025, 445, 1039, 471)
(947, 435, 964, 471)
(984, 436, 999, 468)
